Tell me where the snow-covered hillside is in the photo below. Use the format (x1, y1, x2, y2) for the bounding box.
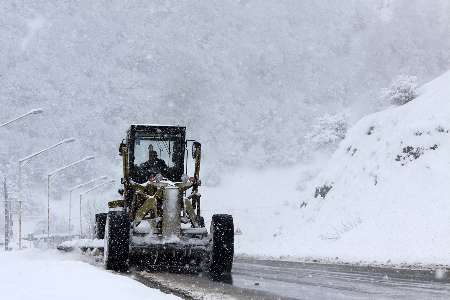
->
(301, 70, 450, 264)
(208, 71, 450, 265)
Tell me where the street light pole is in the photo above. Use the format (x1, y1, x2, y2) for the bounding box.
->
(47, 156, 95, 239)
(0, 108, 43, 128)
(18, 162, 22, 250)
(79, 180, 115, 237)
(3, 177, 9, 251)
(79, 193, 83, 237)
(47, 173, 50, 240)
(68, 176, 107, 235)
(17, 137, 75, 249)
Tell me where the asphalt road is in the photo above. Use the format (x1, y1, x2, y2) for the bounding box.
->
(132, 258, 450, 300)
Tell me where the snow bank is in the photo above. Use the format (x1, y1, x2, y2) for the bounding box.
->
(205, 70, 450, 265)
(58, 238, 104, 249)
(0, 249, 179, 300)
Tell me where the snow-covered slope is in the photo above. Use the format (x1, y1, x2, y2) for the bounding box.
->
(205, 71, 450, 265)
(302, 70, 450, 264)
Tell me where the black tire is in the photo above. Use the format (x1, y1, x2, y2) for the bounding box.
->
(104, 211, 130, 272)
(209, 214, 234, 276)
(197, 216, 205, 227)
(95, 213, 108, 240)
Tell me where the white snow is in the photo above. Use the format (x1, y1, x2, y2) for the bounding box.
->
(0, 249, 180, 300)
(205, 70, 450, 266)
(58, 238, 104, 249)
(203, 166, 315, 257)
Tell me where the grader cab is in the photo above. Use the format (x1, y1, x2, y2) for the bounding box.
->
(97, 125, 234, 276)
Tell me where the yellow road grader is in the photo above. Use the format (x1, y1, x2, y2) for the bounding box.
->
(96, 125, 234, 277)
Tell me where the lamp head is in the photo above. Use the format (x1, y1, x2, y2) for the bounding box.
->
(30, 108, 44, 115)
(63, 138, 76, 144)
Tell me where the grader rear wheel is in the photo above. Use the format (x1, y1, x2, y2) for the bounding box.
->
(95, 213, 107, 239)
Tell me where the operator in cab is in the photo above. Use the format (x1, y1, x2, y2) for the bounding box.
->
(135, 145, 168, 183)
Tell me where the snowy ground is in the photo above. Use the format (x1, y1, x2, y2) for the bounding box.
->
(0, 249, 179, 300)
(204, 70, 450, 266)
(203, 166, 310, 257)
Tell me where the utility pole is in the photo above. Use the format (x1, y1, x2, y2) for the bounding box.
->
(0, 108, 44, 249)
(3, 177, 9, 251)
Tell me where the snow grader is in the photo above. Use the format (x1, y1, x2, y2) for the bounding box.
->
(96, 125, 234, 276)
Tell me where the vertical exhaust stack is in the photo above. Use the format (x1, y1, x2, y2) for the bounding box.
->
(162, 186, 181, 239)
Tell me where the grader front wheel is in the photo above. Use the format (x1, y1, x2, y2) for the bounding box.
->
(209, 214, 234, 276)
(104, 211, 130, 272)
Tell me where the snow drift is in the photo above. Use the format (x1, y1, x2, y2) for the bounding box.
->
(302, 70, 450, 264)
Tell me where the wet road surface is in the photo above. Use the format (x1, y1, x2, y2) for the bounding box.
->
(132, 258, 450, 299)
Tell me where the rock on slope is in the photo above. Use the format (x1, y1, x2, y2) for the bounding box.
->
(303, 70, 450, 264)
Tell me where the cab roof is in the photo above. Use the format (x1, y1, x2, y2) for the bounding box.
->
(127, 124, 186, 138)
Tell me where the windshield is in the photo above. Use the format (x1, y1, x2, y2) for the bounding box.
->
(134, 137, 176, 168)
(130, 130, 185, 183)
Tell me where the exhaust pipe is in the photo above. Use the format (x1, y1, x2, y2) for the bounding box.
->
(162, 186, 181, 238)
